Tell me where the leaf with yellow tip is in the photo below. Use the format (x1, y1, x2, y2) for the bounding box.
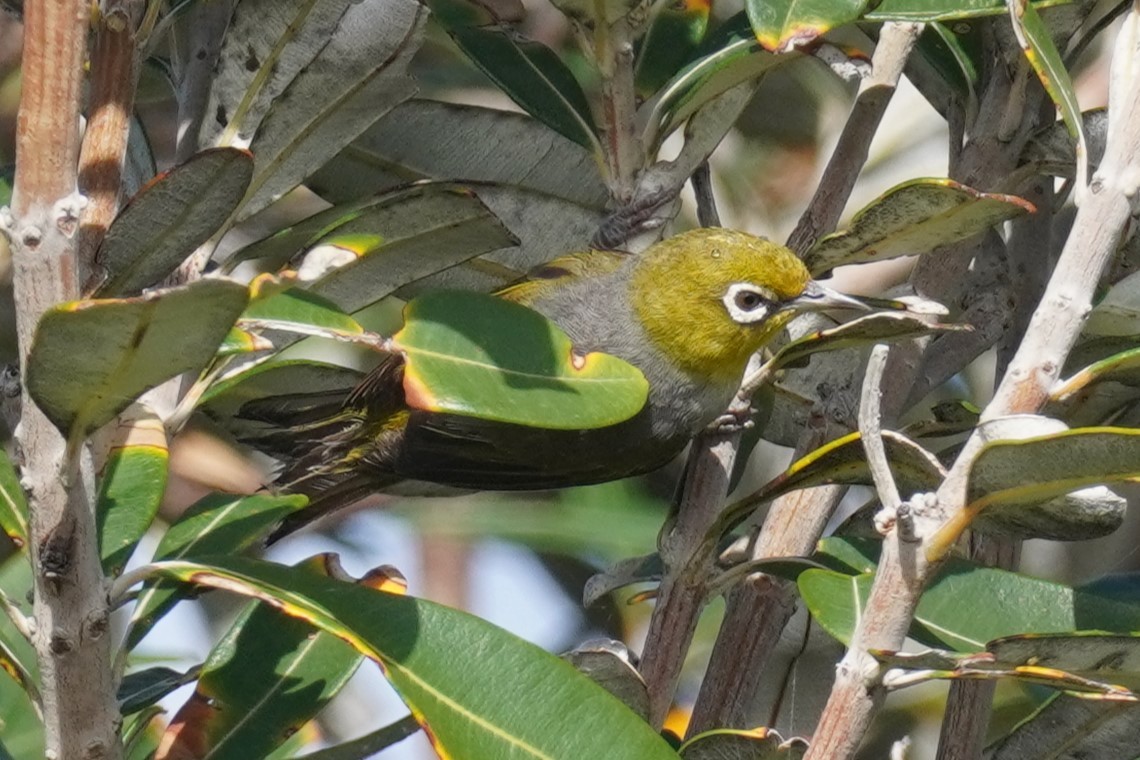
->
(680, 726, 807, 759)
(393, 291, 649, 430)
(0, 446, 27, 550)
(746, 0, 867, 53)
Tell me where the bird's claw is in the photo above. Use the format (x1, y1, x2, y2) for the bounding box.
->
(709, 409, 755, 435)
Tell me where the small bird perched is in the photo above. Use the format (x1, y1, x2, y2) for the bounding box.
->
(245, 228, 864, 533)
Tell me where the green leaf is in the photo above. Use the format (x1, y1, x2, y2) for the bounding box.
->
(547, 0, 636, 24)
(308, 100, 608, 209)
(1009, 0, 1087, 185)
(447, 26, 598, 150)
(26, 279, 249, 439)
(681, 728, 808, 759)
(96, 404, 169, 577)
(647, 13, 790, 147)
(93, 148, 253, 296)
(987, 692, 1140, 760)
(158, 555, 364, 760)
(0, 559, 41, 759)
(118, 666, 195, 715)
(1084, 270, 1140, 337)
(239, 286, 366, 342)
(865, 0, 1066, 21)
(803, 178, 1035, 276)
(914, 22, 981, 104)
(239, 0, 426, 219)
(124, 492, 308, 650)
(801, 561, 1140, 653)
(199, 359, 363, 420)
(746, 0, 867, 53)
(393, 291, 649, 430)
(1052, 347, 1140, 403)
(634, 0, 711, 98)
(201, 0, 357, 149)
(217, 326, 274, 356)
(0, 448, 27, 551)
(147, 556, 682, 760)
(987, 632, 1140, 687)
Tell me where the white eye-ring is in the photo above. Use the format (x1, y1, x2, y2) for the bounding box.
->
(723, 283, 776, 324)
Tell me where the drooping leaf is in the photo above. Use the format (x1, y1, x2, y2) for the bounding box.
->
(865, 0, 1065, 21)
(308, 99, 608, 209)
(26, 280, 249, 438)
(96, 403, 169, 577)
(803, 178, 1035, 276)
(201, 0, 356, 149)
(987, 632, 1140, 688)
(987, 692, 1140, 759)
(157, 555, 364, 760)
(1009, 0, 1087, 187)
(124, 492, 308, 650)
(635, 0, 712, 98)
(646, 12, 791, 147)
(119, 666, 196, 715)
(123, 114, 157, 200)
(0, 448, 27, 550)
(239, 0, 427, 219)
(393, 290, 649, 429)
(93, 148, 253, 296)
(147, 556, 682, 760)
(1052, 347, 1140, 403)
(446, 26, 599, 150)
(746, 0, 867, 53)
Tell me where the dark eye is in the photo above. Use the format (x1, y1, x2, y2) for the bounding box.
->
(734, 290, 765, 311)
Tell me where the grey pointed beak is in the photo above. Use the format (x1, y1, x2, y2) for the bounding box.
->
(787, 280, 871, 313)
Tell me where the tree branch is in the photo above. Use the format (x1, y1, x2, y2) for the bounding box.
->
(7, 2, 122, 758)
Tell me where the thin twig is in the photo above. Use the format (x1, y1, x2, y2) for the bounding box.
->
(0, 586, 32, 641)
(859, 345, 901, 513)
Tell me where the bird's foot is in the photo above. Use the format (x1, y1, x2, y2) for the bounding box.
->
(708, 408, 755, 435)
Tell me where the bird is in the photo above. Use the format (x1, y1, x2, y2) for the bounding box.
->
(241, 228, 866, 536)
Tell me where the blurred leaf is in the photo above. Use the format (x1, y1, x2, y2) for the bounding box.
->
(987, 692, 1140, 759)
(239, 0, 426, 219)
(914, 22, 981, 106)
(681, 727, 808, 759)
(217, 326, 274, 357)
(125, 492, 308, 650)
(447, 26, 598, 149)
(0, 668, 41, 759)
(27, 280, 249, 439)
(157, 555, 363, 760)
(0, 559, 41, 758)
(149, 556, 682, 760)
(988, 632, 1140, 687)
(0, 448, 27, 551)
(902, 399, 981, 438)
(803, 178, 1035, 276)
(97, 404, 169, 577)
(306, 189, 517, 313)
(635, 0, 711, 98)
(647, 13, 790, 147)
(393, 291, 649, 429)
(801, 561, 1140, 652)
(813, 536, 880, 575)
(124, 707, 165, 760)
(1085, 270, 1140, 337)
(747, 0, 867, 53)
(94, 148, 253, 296)
(1022, 108, 1109, 178)
(1009, 0, 1087, 186)
(201, 0, 356, 148)
(548, 0, 636, 24)
(866, 0, 1065, 20)
(308, 99, 607, 209)
(119, 666, 195, 715)
(563, 641, 649, 721)
(123, 115, 156, 200)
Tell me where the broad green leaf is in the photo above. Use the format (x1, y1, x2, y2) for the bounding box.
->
(393, 291, 649, 429)
(988, 632, 1140, 688)
(125, 492, 308, 650)
(940, 427, 1140, 547)
(201, 0, 356, 149)
(199, 359, 363, 420)
(766, 311, 963, 373)
(646, 13, 790, 147)
(0, 666, 41, 759)
(635, 0, 711, 98)
(239, 0, 426, 219)
(1052, 347, 1140, 404)
(119, 666, 195, 715)
(1009, 0, 1087, 186)
(217, 326, 274, 357)
(26, 280, 249, 438)
(308, 100, 608, 209)
(447, 26, 598, 150)
(147, 556, 682, 760)
(747, 0, 867, 53)
(310, 203, 517, 315)
(96, 404, 169, 577)
(159, 555, 364, 760)
(0, 559, 41, 758)
(0, 448, 27, 550)
(803, 178, 1035, 276)
(719, 430, 945, 534)
(866, 0, 1066, 20)
(239, 287, 366, 342)
(987, 692, 1140, 760)
(1085, 270, 1140, 337)
(681, 728, 808, 759)
(801, 562, 1140, 652)
(93, 148, 253, 296)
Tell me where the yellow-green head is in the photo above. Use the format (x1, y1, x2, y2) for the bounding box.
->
(631, 228, 859, 381)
